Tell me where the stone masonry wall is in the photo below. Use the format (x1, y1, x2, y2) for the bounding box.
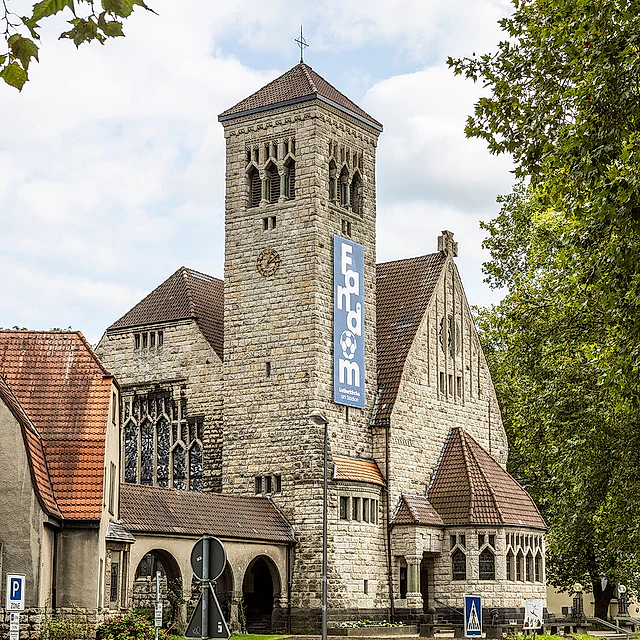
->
(220, 99, 388, 626)
(386, 260, 508, 509)
(432, 526, 547, 609)
(96, 321, 223, 492)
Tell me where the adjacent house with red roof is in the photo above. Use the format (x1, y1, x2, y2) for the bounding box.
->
(0, 331, 127, 612)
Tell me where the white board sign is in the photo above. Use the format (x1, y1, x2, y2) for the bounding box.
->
(523, 598, 544, 630)
(6, 574, 25, 612)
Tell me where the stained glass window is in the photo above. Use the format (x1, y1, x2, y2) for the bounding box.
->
(122, 391, 204, 491)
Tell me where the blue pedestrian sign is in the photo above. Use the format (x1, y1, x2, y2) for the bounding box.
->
(464, 594, 482, 637)
(6, 574, 26, 611)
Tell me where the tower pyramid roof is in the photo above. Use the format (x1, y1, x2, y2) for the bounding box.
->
(218, 62, 382, 130)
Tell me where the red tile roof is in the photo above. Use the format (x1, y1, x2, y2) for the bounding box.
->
(119, 483, 296, 543)
(428, 427, 546, 529)
(0, 376, 61, 518)
(375, 253, 446, 425)
(0, 331, 114, 520)
(333, 455, 385, 486)
(392, 494, 443, 527)
(218, 63, 382, 130)
(108, 267, 224, 360)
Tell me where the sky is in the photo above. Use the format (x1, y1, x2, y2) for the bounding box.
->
(0, 0, 516, 345)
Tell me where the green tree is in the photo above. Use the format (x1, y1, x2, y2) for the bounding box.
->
(1, 0, 155, 91)
(449, 0, 640, 617)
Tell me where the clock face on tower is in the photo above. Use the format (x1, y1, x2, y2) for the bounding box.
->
(256, 248, 281, 277)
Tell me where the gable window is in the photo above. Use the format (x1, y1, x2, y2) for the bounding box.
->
(452, 549, 466, 580)
(479, 547, 495, 580)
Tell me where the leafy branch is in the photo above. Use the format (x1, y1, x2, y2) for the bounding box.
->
(1, 0, 155, 90)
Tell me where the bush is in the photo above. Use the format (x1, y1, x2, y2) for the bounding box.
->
(335, 619, 405, 628)
(41, 612, 93, 640)
(96, 612, 166, 640)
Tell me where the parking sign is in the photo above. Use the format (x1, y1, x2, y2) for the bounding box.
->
(6, 574, 26, 611)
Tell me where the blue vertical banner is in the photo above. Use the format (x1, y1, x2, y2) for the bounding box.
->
(464, 595, 482, 637)
(333, 235, 365, 408)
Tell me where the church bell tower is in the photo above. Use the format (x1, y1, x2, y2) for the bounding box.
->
(218, 62, 385, 628)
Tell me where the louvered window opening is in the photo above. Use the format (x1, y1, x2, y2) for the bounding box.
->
(479, 547, 495, 580)
(250, 171, 261, 208)
(267, 166, 280, 203)
(123, 393, 203, 492)
(285, 161, 295, 199)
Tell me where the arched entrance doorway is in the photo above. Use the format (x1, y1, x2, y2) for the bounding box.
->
(242, 556, 280, 633)
(133, 549, 183, 628)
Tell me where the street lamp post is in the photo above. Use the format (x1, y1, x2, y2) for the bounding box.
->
(309, 409, 329, 640)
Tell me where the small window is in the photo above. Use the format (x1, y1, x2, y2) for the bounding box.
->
(516, 551, 524, 581)
(440, 372, 446, 393)
(478, 534, 485, 548)
(363, 498, 370, 522)
(479, 547, 495, 580)
(255, 476, 262, 494)
(142, 333, 148, 349)
(450, 534, 457, 550)
(526, 552, 533, 581)
(459, 534, 466, 548)
(265, 475, 272, 494)
(110, 562, 119, 602)
(263, 217, 269, 231)
(266, 361, 271, 377)
(399, 565, 408, 598)
(371, 500, 378, 524)
(150, 332, 156, 348)
(111, 391, 117, 425)
(340, 496, 349, 520)
(108, 462, 116, 515)
(448, 374, 453, 395)
(352, 497, 361, 521)
(275, 474, 282, 493)
(457, 376, 462, 396)
(158, 331, 163, 348)
(452, 549, 466, 580)
(506, 550, 514, 581)
(341, 219, 352, 237)
(535, 553, 542, 582)
(489, 534, 495, 548)
(134, 334, 140, 350)
(363, 579, 369, 594)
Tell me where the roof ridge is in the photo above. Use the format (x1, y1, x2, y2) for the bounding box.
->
(300, 63, 318, 93)
(457, 428, 477, 522)
(461, 429, 504, 524)
(75, 331, 113, 378)
(402, 494, 420, 524)
(376, 252, 445, 270)
(181, 266, 198, 318)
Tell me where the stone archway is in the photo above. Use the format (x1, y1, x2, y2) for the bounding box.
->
(133, 549, 183, 628)
(242, 555, 281, 633)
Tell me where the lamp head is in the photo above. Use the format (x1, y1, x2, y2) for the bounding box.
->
(309, 409, 328, 426)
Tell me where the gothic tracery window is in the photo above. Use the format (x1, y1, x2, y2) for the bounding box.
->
(123, 392, 204, 491)
(479, 547, 495, 580)
(452, 548, 466, 580)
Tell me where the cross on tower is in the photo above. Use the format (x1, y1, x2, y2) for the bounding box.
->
(295, 25, 309, 63)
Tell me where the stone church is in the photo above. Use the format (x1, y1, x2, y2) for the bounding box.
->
(0, 62, 546, 635)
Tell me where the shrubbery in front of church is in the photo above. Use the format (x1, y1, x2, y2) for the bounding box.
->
(96, 612, 166, 640)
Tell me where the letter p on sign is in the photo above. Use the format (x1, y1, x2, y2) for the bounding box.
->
(6, 574, 25, 611)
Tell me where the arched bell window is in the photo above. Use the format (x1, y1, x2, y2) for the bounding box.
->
(247, 166, 261, 208)
(284, 157, 296, 199)
(351, 171, 363, 215)
(265, 162, 280, 204)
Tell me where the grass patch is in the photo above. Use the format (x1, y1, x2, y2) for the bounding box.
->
(170, 635, 290, 640)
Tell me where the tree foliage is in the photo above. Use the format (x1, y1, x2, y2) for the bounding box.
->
(450, 0, 640, 616)
(1, 0, 155, 90)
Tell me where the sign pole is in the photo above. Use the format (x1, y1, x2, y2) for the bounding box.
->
(202, 535, 210, 640)
(154, 571, 161, 640)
